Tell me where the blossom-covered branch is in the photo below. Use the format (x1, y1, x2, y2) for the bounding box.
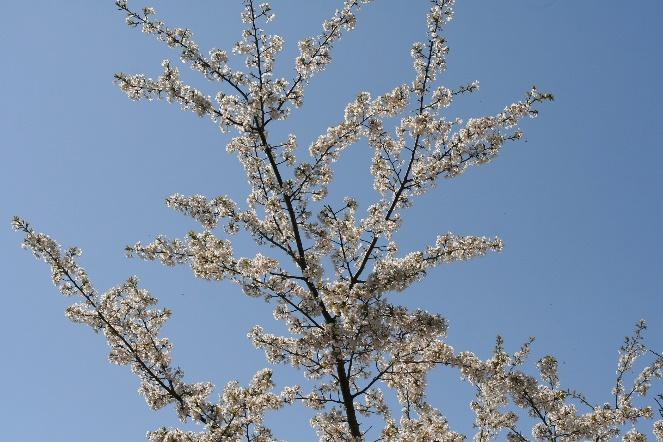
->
(12, 217, 297, 441)
(14, 0, 662, 440)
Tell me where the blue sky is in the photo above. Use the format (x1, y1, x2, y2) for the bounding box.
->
(2, 1, 662, 440)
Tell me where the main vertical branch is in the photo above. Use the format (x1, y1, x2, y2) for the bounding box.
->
(257, 97, 363, 441)
(247, 1, 361, 436)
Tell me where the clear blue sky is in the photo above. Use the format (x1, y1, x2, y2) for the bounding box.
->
(2, 1, 662, 440)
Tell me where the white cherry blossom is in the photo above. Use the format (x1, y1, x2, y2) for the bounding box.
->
(13, 0, 662, 440)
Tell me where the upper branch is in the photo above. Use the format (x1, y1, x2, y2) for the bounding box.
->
(116, 0, 249, 98)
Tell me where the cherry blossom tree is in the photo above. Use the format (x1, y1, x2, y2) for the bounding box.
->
(13, 0, 663, 440)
